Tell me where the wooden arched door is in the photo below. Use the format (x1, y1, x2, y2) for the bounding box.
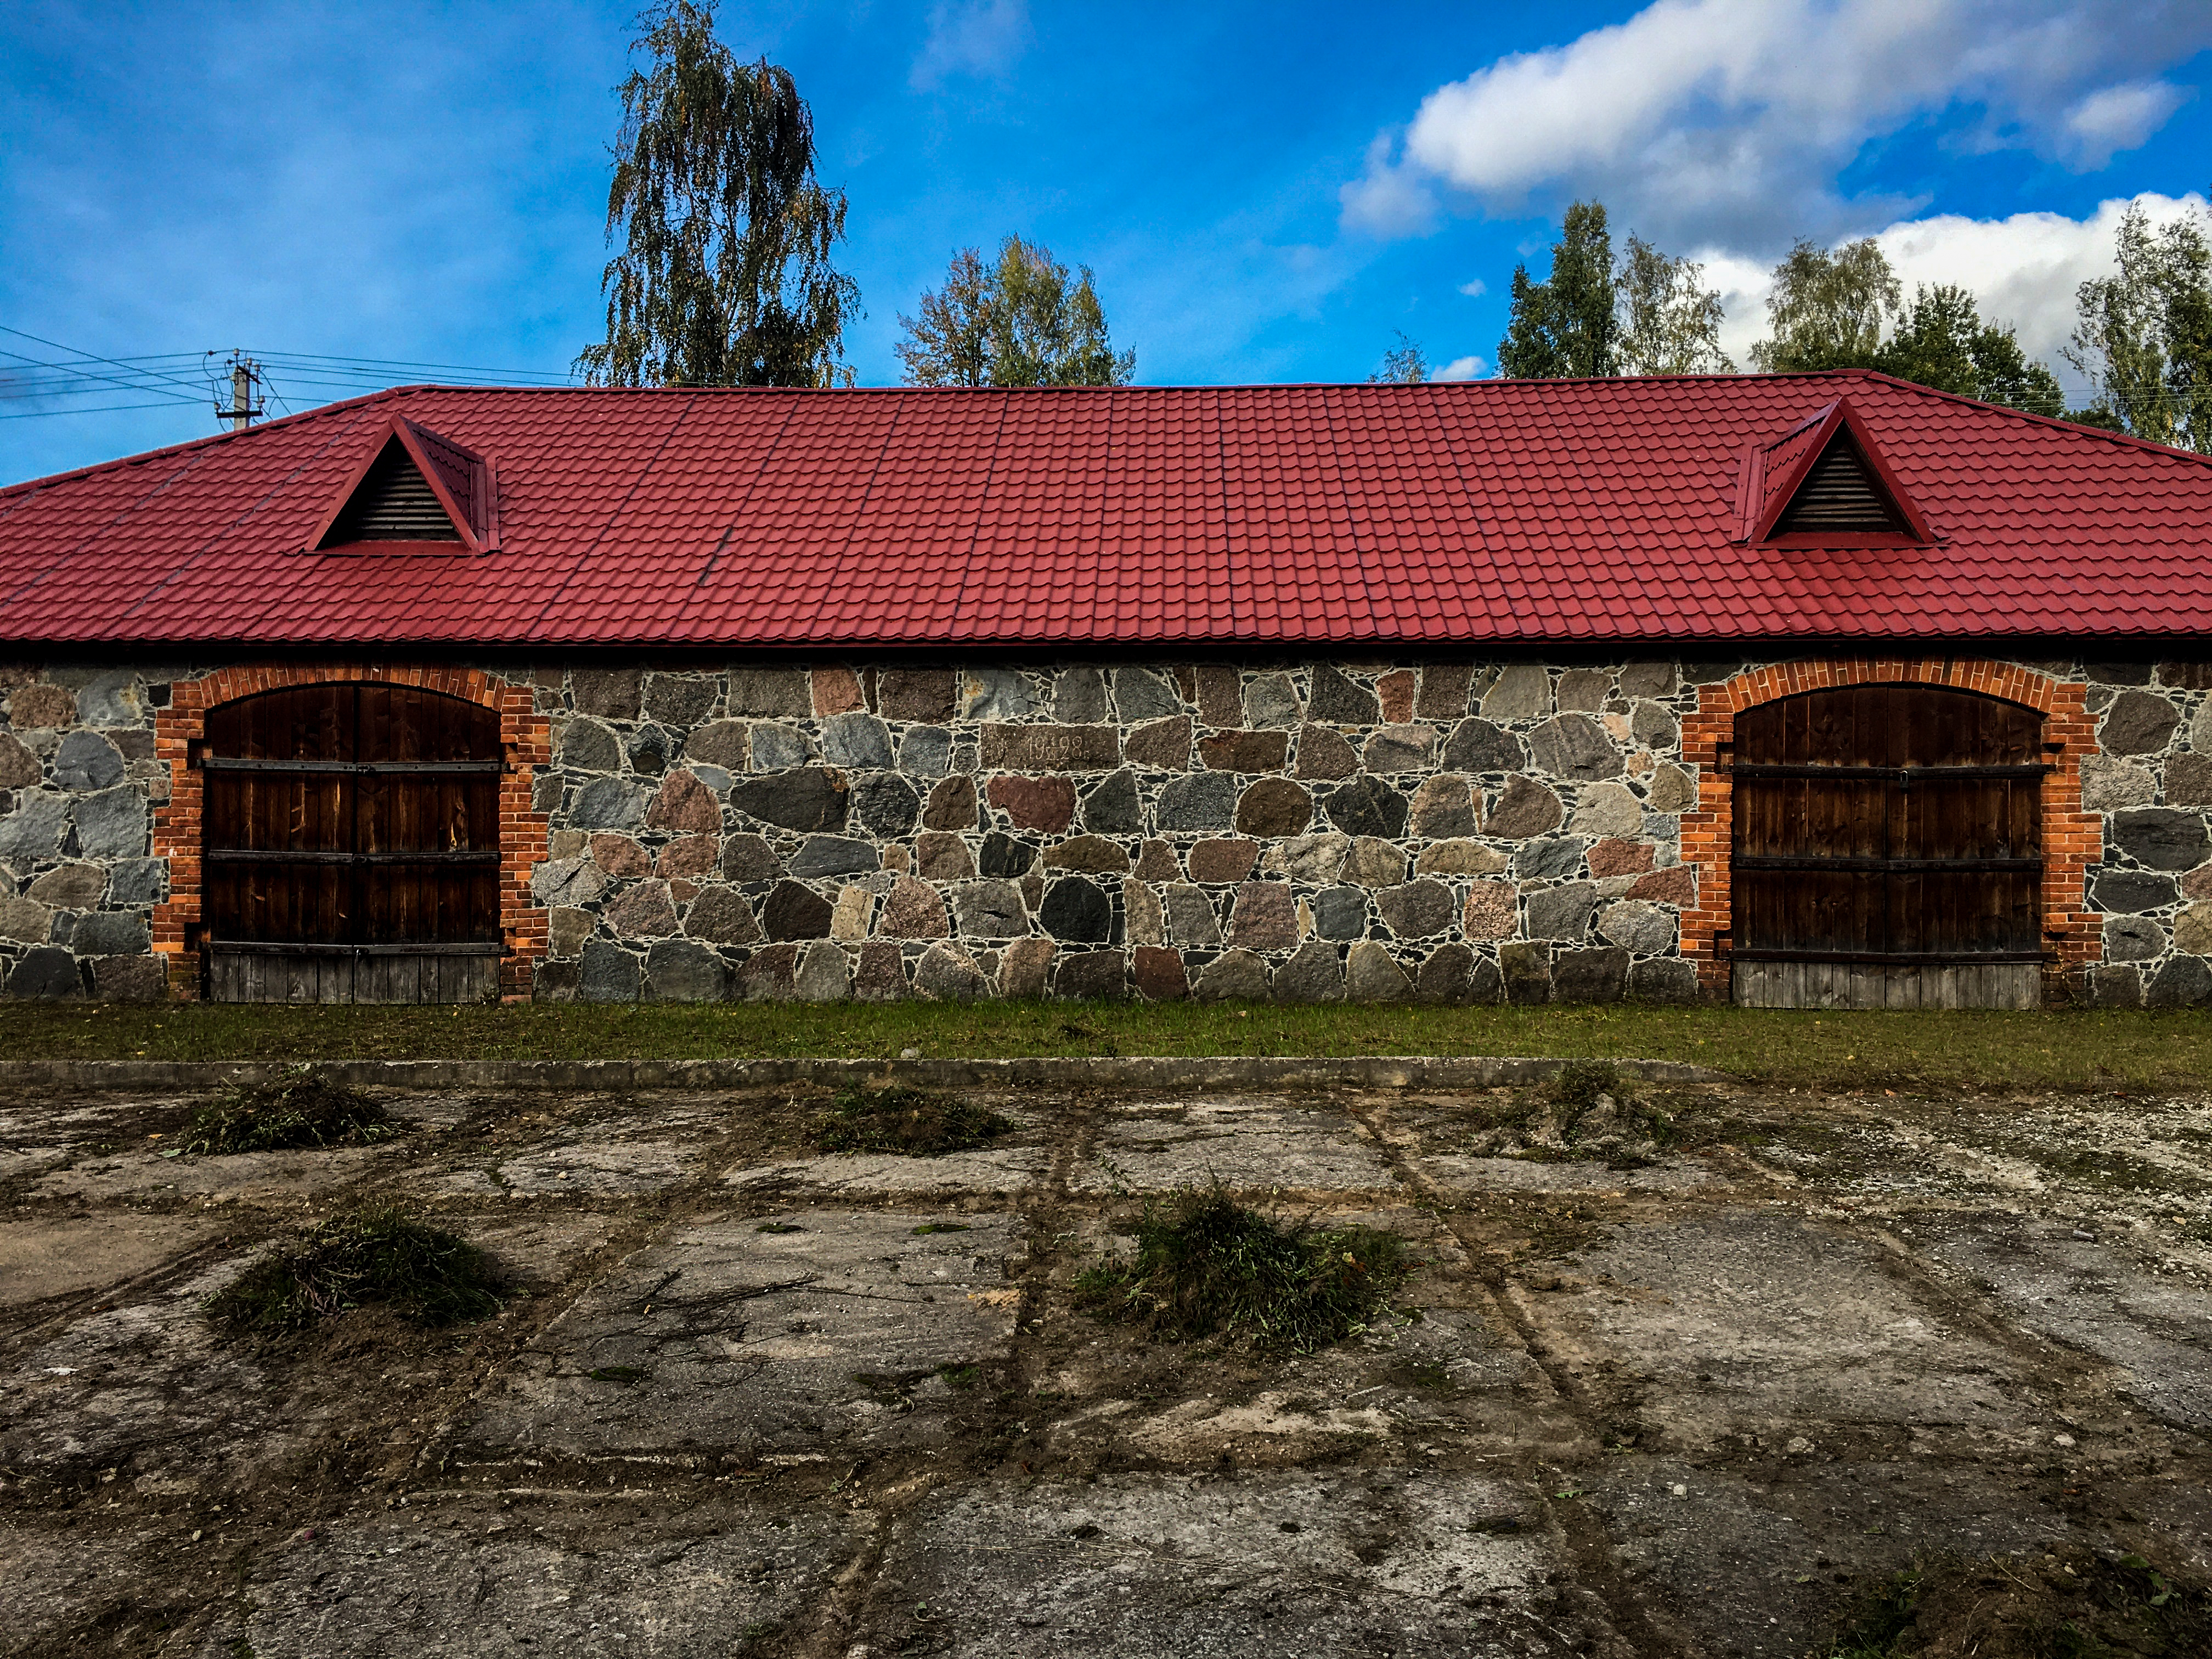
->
(201, 684, 504, 1002)
(1729, 685, 2048, 1009)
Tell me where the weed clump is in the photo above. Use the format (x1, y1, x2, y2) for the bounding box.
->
(809, 1085, 1012, 1156)
(206, 1205, 503, 1334)
(180, 1065, 400, 1155)
(1074, 1182, 1412, 1355)
(1468, 1061, 1678, 1166)
(1822, 1548, 2208, 1658)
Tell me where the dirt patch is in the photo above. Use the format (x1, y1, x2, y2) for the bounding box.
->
(1824, 1547, 2211, 1657)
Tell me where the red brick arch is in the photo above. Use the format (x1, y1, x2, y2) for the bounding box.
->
(151, 662, 552, 1000)
(1675, 658, 2101, 1001)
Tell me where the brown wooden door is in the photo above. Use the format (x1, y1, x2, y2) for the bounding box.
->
(1730, 686, 2046, 1009)
(202, 685, 503, 1003)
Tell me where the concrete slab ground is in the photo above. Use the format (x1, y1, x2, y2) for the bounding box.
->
(1, 1072, 2207, 1657)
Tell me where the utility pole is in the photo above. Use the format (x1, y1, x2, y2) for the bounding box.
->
(213, 352, 264, 431)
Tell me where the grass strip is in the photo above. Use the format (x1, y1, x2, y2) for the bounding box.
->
(206, 1205, 503, 1333)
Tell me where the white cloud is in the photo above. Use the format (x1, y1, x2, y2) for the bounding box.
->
(1436, 354, 1487, 380)
(1340, 133, 1436, 235)
(911, 0, 1032, 91)
(1344, 1, 2212, 246)
(1457, 277, 1487, 298)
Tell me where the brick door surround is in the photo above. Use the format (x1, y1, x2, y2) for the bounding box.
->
(1677, 658, 2102, 1001)
(151, 663, 552, 1000)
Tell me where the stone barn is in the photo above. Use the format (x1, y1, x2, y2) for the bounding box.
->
(2, 373, 2209, 1011)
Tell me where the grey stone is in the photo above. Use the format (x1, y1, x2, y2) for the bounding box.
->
(719, 834, 782, 883)
(1486, 775, 1563, 838)
(1155, 773, 1238, 832)
(958, 667, 1039, 722)
(1375, 881, 1453, 939)
(1164, 884, 1223, 946)
(1618, 660, 1677, 697)
(1514, 836, 1588, 881)
(1306, 665, 1379, 725)
(645, 939, 728, 1001)
(1226, 882, 1298, 949)
(1526, 881, 1598, 941)
(73, 787, 146, 859)
(1414, 943, 1476, 1005)
(74, 670, 144, 727)
(737, 944, 799, 1000)
(878, 668, 956, 724)
(2090, 870, 2179, 913)
(820, 713, 893, 770)
(683, 720, 750, 771)
(978, 831, 1036, 877)
(854, 774, 920, 838)
(1646, 763, 1699, 813)
(1312, 885, 1367, 940)
(579, 940, 641, 1003)
(571, 776, 649, 830)
(1341, 837, 1406, 888)
(0, 732, 38, 789)
(1441, 718, 1525, 774)
(645, 673, 719, 726)
(793, 940, 850, 1002)
(1480, 664, 1550, 720)
(951, 880, 1030, 939)
(2146, 954, 2212, 1007)
(1568, 782, 1643, 837)
(1242, 673, 1302, 729)
(2095, 964, 2143, 1007)
(92, 955, 167, 1001)
(571, 668, 644, 720)
(726, 667, 811, 718)
(1041, 877, 1113, 943)
(2102, 914, 2165, 962)
(52, 731, 122, 791)
(730, 769, 848, 832)
(532, 769, 562, 814)
(1528, 714, 1623, 780)
(1631, 956, 1702, 1003)
(1082, 769, 1144, 834)
(750, 724, 816, 770)
(789, 836, 878, 878)
(2113, 808, 2210, 870)
(548, 906, 593, 957)
(980, 724, 1120, 772)
(0, 893, 51, 943)
(1323, 775, 1409, 838)
(1111, 667, 1182, 723)
(2079, 753, 2155, 811)
(531, 856, 605, 907)
(1344, 940, 1413, 1002)
(554, 718, 623, 774)
(1053, 949, 1126, 1000)
(624, 725, 673, 776)
(1234, 777, 1311, 837)
(1273, 939, 1344, 1002)
(1555, 668, 1609, 710)
(1409, 774, 1479, 837)
(1598, 899, 1674, 955)
(761, 881, 836, 940)
(1363, 724, 1436, 773)
(0, 793, 67, 864)
(1630, 702, 1679, 749)
(27, 862, 103, 907)
(915, 943, 991, 1001)
(1051, 667, 1110, 723)
(899, 725, 951, 778)
(2101, 690, 2181, 754)
(5, 946, 80, 997)
(1500, 940, 1550, 1002)
(2087, 661, 2154, 685)
(71, 911, 149, 956)
(1551, 946, 1630, 1002)
(1193, 949, 1271, 1002)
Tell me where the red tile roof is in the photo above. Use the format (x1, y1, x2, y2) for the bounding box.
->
(3, 372, 2208, 648)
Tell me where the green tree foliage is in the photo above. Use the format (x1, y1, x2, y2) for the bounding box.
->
(1749, 238, 1901, 373)
(1876, 284, 2066, 415)
(1369, 331, 1429, 384)
(896, 235, 1134, 387)
(2065, 200, 2212, 453)
(578, 1, 860, 388)
(1498, 202, 1730, 378)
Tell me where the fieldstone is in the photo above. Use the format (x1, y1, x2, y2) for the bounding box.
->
(92, 955, 166, 1001)
(1125, 880, 1165, 946)
(792, 940, 850, 1002)
(644, 674, 719, 726)
(2102, 914, 2164, 961)
(74, 670, 144, 726)
(1307, 665, 1379, 725)
(979, 832, 1036, 876)
(1618, 661, 1677, 698)
(2146, 955, 2212, 1006)
(981, 724, 1119, 772)
(683, 720, 748, 771)
(567, 776, 644, 832)
(1040, 877, 1113, 943)
(1268, 831, 1349, 883)
(645, 939, 727, 1002)
(1194, 666, 1244, 728)
(1050, 667, 1110, 723)
(1631, 702, 1679, 748)
(1232, 777, 1311, 838)
(730, 769, 847, 832)
(987, 775, 1076, 832)
(737, 943, 800, 1001)
(2091, 870, 2178, 913)
(0, 893, 51, 943)
(74, 787, 146, 859)
(951, 879, 1029, 939)
(7, 684, 76, 727)
(1082, 769, 1143, 834)
(1292, 725, 1360, 780)
(549, 907, 595, 957)
(625, 726, 673, 776)
(1112, 668, 1182, 724)
(2114, 807, 2210, 870)
(1630, 957, 1701, 1003)
(52, 731, 122, 791)
(819, 713, 892, 770)
(750, 724, 815, 769)
(571, 668, 644, 720)
(1125, 716, 1192, 770)
(646, 769, 723, 835)
(1226, 882, 1297, 949)
(720, 834, 782, 883)
(1344, 940, 1413, 1001)
(6, 946, 78, 996)
(531, 856, 605, 907)
(1569, 781, 1644, 837)
(998, 936, 1057, 997)
(1341, 837, 1406, 888)
(71, 911, 149, 956)
(854, 773, 920, 837)
(1527, 881, 1598, 941)
(1047, 835, 1131, 874)
(1364, 724, 1437, 774)
(2159, 662, 2212, 689)
(878, 668, 956, 723)
(1552, 946, 1629, 1002)
(761, 881, 835, 940)
(579, 940, 641, 1003)
(915, 942, 991, 1001)
(1324, 775, 1409, 838)
(854, 939, 909, 1000)
(533, 771, 563, 814)
(725, 667, 810, 718)
(2094, 965, 2142, 1007)
(2187, 863, 2212, 900)
(1243, 673, 1302, 729)
(1132, 944, 1188, 1000)
(1646, 763, 1697, 813)
(2164, 753, 2212, 806)
(1500, 941, 1551, 1003)
(1415, 664, 1474, 721)
(899, 725, 951, 778)
(603, 881, 679, 937)
(1486, 775, 1564, 838)
(2101, 691, 2181, 754)
(1164, 884, 1223, 946)
(2193, 700, 2212, 753)
(0, 793, 69, 863)
(1515, 836, 1588, 881)
(1480, 664, 1550, 720)
(1529, 714, 1623, 781)
(1586, 838, 1655, 878)
(1555, 668, 1609, 710)
(1376, 670, 1417, 724)
(1156, 772, 1238, 831)
(923, 775, 979, 832)
(913, 833, 974, 881)
(1417, 840, 1509, 876)
(1463, 882, 1516, 940)
(1627, 865, 1695, 905)
(1193, 949, 1270, 1002)
(810, 667, 865, 716)
(1272, 939, 1343, 1002)
(1312, 885, 1367, 940)
(958, 667, 1039, 722)
(1409, 774, 1479, 837)
(2079, 754, 2155, 812)
(1188, 838, 1259, 883)
(26, 862, 104, 908)
(590, 834, 651, 877)
(2172, 902, 2212, 955)
(1376, 881, 1453, 939)
(1407, 942, 1473, 1005)
(1053, 949, 1126, 999)
(0, 732, 39, 789)
(1199, 729, 1289, 773)
(789, 836, 877, 878)
(1598, 899, 1674, 955)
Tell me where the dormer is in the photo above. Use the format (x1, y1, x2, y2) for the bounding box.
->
(307, 415, 499, 554)
(1733, 397, 1933, 545)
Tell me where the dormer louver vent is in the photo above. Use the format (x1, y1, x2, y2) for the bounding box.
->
(1733, 394, 1932, 545)
(307, 415, 499, 554)
(1773, 437, 1906, 535)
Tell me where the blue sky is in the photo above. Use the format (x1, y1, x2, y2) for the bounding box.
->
(5, 0, 2211, 482)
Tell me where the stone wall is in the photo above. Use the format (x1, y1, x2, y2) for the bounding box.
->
(5, 652, 2212, 1005)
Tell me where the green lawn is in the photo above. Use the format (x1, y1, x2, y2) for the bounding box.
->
(3, 1000, 2209, 1092)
